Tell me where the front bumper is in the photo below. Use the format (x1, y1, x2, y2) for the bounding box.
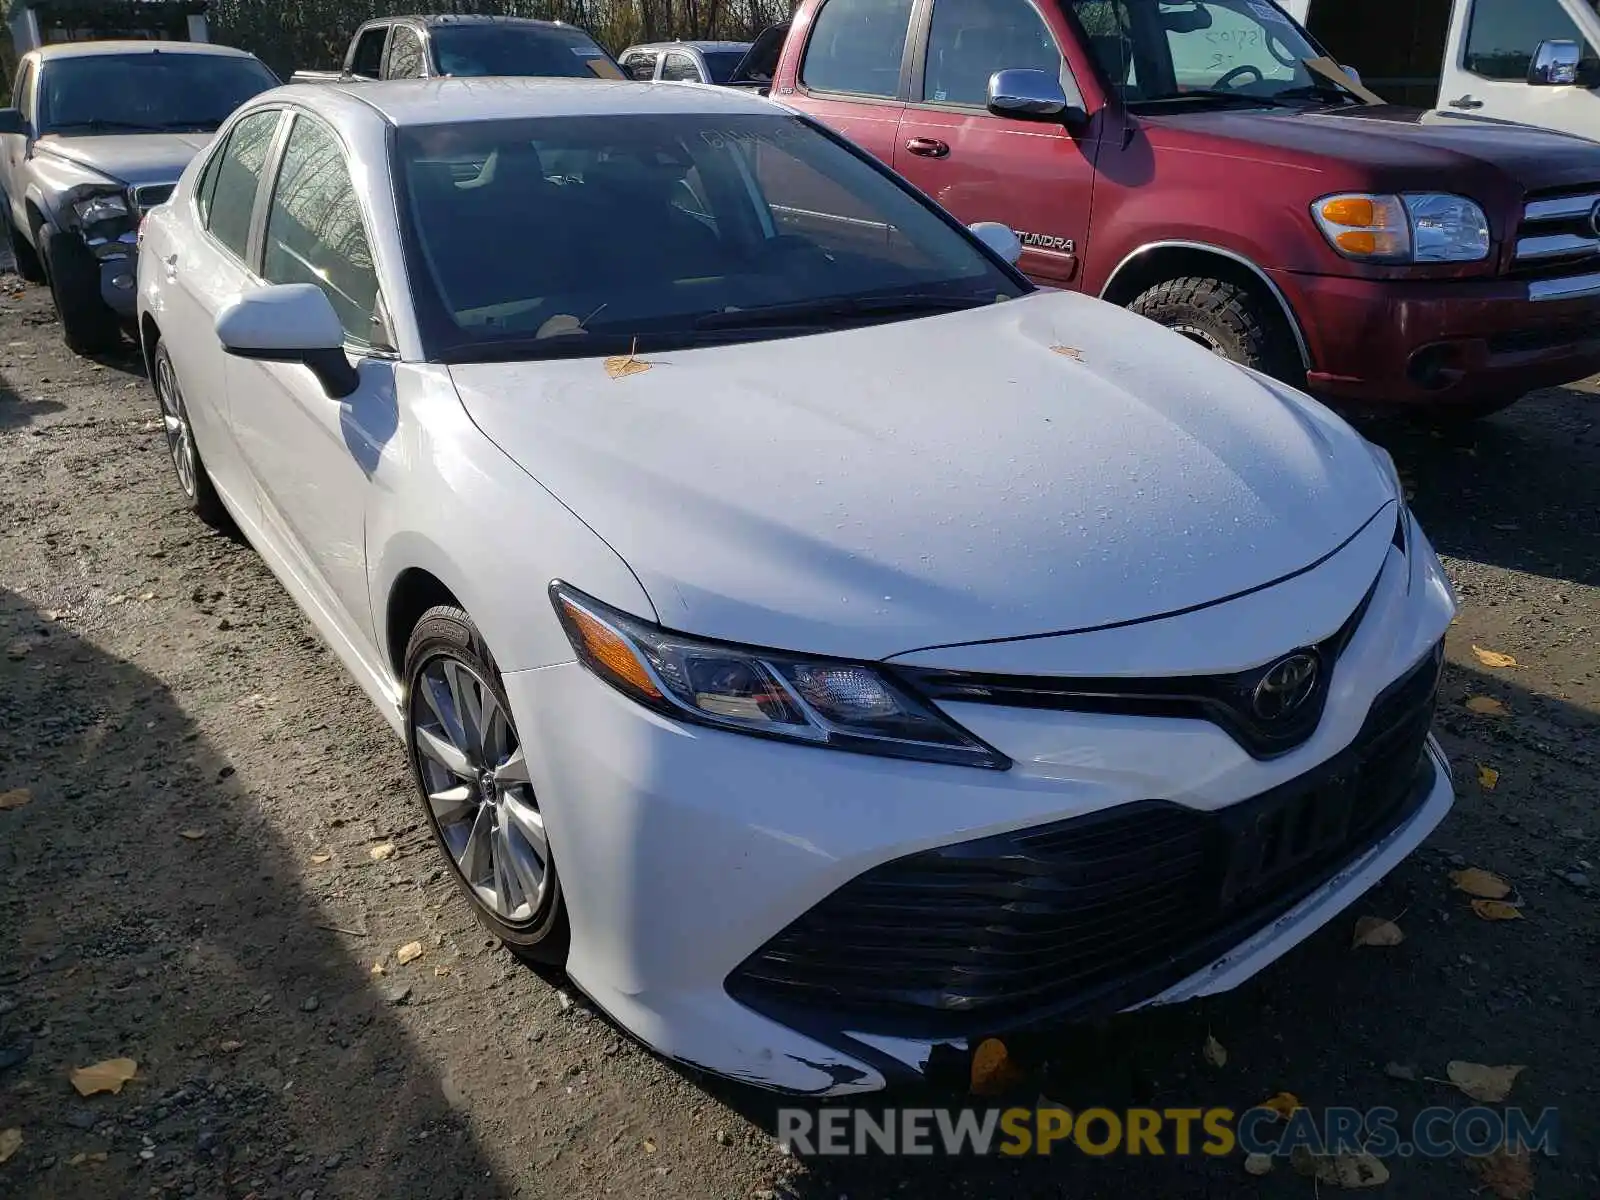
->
(1276, 267, 1600, 409)
(503, 521, 1456, 1095)
(97, 253, 139, 317)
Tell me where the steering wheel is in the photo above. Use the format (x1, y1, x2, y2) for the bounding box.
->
(1215, 64, 1264, 90)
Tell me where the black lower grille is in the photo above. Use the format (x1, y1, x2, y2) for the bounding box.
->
(728, 643, 1444, 1038)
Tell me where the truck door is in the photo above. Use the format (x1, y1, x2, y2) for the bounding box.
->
(781, 0, 917, 165)
(892, 0, 1101, 288)
(1438, 0, 1600, 136)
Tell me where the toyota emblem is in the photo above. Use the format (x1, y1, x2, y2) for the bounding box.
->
(1252, 653, 1321, 721)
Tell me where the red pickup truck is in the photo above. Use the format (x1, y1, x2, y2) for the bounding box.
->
(757, 0, 1600, 419)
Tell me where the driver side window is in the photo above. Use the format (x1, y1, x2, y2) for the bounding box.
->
(1165, 1, 1297, 87)
(922, 0, 1067, 106)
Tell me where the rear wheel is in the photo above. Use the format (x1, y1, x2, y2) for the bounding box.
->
(2, 205, 45, 284)
(41, 227, 120, 355)
(404, 606, 569, 963)
(152, 340, 230, 529)
(1129, 275, 1294, 378)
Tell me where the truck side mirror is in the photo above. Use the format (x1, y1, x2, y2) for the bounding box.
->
(987, 69, 1086, 125)
(0, 107, 27, 137)
(1528, 39, 1582, 86)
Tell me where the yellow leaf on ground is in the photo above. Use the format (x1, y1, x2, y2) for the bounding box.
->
(1465, 695, 1508, 716)
(70, 1057, 138, 1097)
(1352, 916, 1405, 948)
(1260, 1092, 1302, 1119)
(1243, 1152, 1273, 1176)
(369, 842, 396, 861)
(970, 1038, 1024, 1096)
(67, 1152, 86, 1166)
(1472, 645, 1518, 669)
(1471, 900, 1524, 922)
(0, 788, 31, 811)
(218, 1040, 245, 1053)
(0, 1128, 21, 1163)
(1202, 1032, 1227, 1068)
(179, 829, 206, 841)
(1292, 1148, 1391, 1188)
(1478, 765, 1499, 790)
(1450, 868, 1512, 899)
(1471, 1147, 1534, 1199)
(395, 941, 424, 966)
(434, 965, 450, 978)
(370, 961, 386, 976)
(310, 853, 332, 865)
(1446, 1061, 1524, 1102)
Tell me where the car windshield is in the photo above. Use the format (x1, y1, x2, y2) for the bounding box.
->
(431, 25, 625, 80)
(701, 50, 749, 83)
(1070, 0, 1353, 108)
(38, 53, 279, 135)
(394, 113, 1027, 362)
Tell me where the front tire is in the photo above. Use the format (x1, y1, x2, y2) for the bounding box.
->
(41, 227, 120, 355)
(1129, 275, 1293, 378)
(404, 606, 569, 963)
(152, 339, 231, 529)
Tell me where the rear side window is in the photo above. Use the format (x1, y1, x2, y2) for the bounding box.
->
(623, 51, 659, 80)
(204, 108, 280, 261)
(350, 26, 388, 79)
(1464, 0, 1596, 81)
(661, 52, 701, 82)
(386, 27, 427, 79)
(922, 0, 1064, 106)
(801, 0, 916, 97)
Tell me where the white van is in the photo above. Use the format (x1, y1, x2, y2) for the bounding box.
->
(1288, 0, 1600, 138)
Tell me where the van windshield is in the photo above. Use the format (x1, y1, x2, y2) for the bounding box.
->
(1071, 0, 1351, 107)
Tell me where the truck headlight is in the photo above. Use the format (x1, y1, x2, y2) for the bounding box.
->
(72, 192, 130, 227)
(1312, 193, 1490, 264)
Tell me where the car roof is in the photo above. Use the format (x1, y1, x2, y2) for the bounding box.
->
(33, 39, 259, 62)
(267, 75, 781, 128)
(379, 14, 581, 29)
(625, 40, 753, 53)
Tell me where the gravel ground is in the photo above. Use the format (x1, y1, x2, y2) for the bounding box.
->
(1, 276, 1597, 1199)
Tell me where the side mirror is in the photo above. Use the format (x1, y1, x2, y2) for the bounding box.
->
(1340, 64, 1362, 87)
(1529, 39, 1582, 86)
(216, 284, 360, 399)
(969, 221, 1023, 265)
(987, 68, 1084, 123)
(0, 107, 28, 137)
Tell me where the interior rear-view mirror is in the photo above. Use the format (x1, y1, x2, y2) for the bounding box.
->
(215, 283, 359, 399)
(1158, 3, 1213, 34)
(969, 221, 1023, 265)
(1529, 39, 1582, 86)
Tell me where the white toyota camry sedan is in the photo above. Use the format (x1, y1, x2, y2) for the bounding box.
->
(137, 77, 1457, 1095)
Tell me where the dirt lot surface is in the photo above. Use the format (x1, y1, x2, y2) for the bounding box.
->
(1, 276, 1597, 1200)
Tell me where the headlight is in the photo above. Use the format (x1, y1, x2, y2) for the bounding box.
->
(72, 192, 130, 227)
(1312, 193, 1489, 264)
(551, 584, 1009, 770)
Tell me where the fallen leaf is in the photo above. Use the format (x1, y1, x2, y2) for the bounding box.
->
(643, 1138, 656, 1153)
(1445, 1061, 1524, 1102)
(179, 829, 206, 841)
(0, 1128, 20, 1163)
(603, 339, 655, 379)
(395, 941, 424, 966)
(1472, 645, 1518, 669)
(1465, 695, 1508, 716)
(136, 592, 155, 603)
(969, 1037, 1025, 1096)
(67, 1152, 85, 1166)
(70, 1057, 138, 1097)
(1352, 916, 1405, 948)
(1202, 1032, 1227, 1068)
(310, 853, 332, 865)
(87, 1151, 107, 1163)
(1291, 1147, 1390, 1188)
(1477, 764, 1500, 790)
(218, 1040, 245, 1053)
(369, 842, 396, 861)
(0, 788, 31, 811)
(1450, 868, 1512, 899)
(370, 961, 386, 976)
(1471, 1147, 1534, 1199)
(1471, 899, 1524, 922)
(1050, 345, 1085, 361)
(1243, 1152, 1274, 1176)
(433, 965, 450, 978)
(1260, 1092, 1302, 1119)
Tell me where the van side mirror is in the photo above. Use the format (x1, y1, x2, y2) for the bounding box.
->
(987, 69, 1086, 125)
(0, 107, 27, 137)
(216, 283, 360, 399)
(1529, 39, 1581, 86)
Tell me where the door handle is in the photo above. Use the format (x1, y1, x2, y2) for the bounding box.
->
(905, 136, 950, 159)
(1449, 95, 1484, 109)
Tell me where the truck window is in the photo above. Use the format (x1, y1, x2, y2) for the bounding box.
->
(386, 27, 427, 80)
(922, 0, 1065, 106)
(1166, 1, 1298, 87)
(1463, 0, 1597, 81)
(12, 61, 34, 122)
(350, 26, 388, 79)
(623, 51, 659, 81)
(661, 52, 701, 82)
(800, 0, 916, 97)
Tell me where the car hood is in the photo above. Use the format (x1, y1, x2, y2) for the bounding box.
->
(448, 291, 1393, 662)
(36, 132, 213, 189)
(1144, 104, 1600, 195)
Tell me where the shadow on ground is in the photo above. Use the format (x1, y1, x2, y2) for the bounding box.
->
(0, 587, 508, 1200)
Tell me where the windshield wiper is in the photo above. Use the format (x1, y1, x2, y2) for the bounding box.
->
(156, 119, 224, 132)
(694, 293, 996, 331)
(1271, 83, 1358, 106)
(50, 118, 168, 133)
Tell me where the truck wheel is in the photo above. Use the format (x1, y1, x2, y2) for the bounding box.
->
(2, 207, 46, 284)
(1129, 276, 1292, 378)
(40, 227, 121, 355)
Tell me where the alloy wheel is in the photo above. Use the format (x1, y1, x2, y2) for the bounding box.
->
(410, 655, 549, 923)
(154, 350, 197, 499)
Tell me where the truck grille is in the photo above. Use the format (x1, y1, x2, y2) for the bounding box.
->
(131, 183, 176, 214)
(1514, 190, 1600, 273)
(727, 642, 1443, 1038)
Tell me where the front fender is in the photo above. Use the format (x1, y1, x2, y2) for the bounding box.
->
(24, 148, 123, 231)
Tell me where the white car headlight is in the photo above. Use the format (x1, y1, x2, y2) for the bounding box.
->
(73, 191, 130, 227)
(1312, 193, 1489, 265)
(551, 584, 1008, 770)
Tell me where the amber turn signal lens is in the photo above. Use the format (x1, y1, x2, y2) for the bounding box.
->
(1320, 197, 1377, 227)
(558, 598, 663, 699)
